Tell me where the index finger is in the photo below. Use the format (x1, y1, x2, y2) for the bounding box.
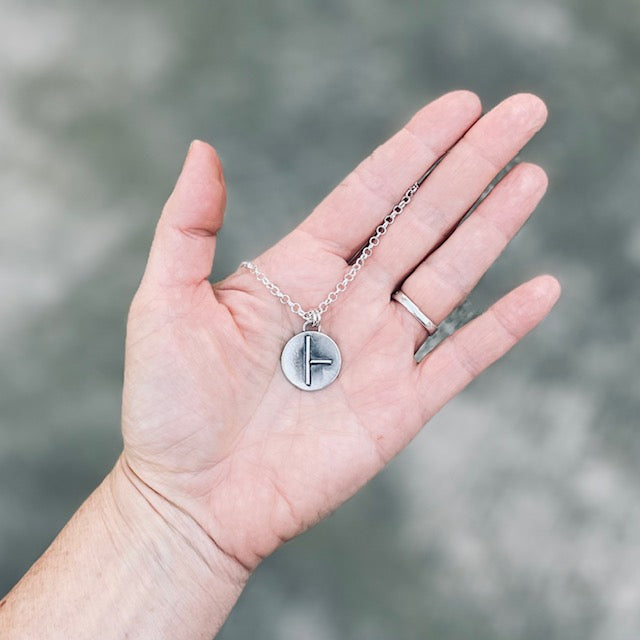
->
(297, 90, 482, 261)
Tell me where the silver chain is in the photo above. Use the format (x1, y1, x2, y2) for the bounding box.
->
(240, 181, 420, 329)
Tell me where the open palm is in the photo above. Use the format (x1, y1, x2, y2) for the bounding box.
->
(121, 91, 559, 572)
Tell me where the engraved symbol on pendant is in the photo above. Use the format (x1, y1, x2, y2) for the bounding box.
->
(280, 331, 342, 391)
(303, 334, 333, 386)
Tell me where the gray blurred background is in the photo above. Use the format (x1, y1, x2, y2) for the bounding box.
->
(1, 1, 639, 638)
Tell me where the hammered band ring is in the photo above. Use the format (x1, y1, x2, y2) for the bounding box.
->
(392, 290, 438, 336)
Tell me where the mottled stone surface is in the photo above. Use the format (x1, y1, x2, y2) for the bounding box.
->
(1, 1, 638, 638)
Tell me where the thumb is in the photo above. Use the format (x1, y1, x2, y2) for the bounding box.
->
(142, 140, 226, 290)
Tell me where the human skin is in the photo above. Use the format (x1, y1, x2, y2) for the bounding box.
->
(0, 91, 560, 638)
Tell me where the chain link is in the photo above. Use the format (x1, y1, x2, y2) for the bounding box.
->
(240, 181, 420, 328)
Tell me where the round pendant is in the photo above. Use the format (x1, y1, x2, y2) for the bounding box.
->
(280, 331, 342, 391)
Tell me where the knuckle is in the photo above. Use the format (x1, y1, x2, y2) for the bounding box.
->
(450, 334, 483, 380)
(353, 156, 397, 204)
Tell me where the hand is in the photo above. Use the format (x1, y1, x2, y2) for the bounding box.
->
(121, 90, 560, 573)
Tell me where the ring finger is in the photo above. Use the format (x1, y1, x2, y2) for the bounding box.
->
(392, 161, 549, 349)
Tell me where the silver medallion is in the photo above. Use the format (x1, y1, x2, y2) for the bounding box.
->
(280, 331, 341, 391)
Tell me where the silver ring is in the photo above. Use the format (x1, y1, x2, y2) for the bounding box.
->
(391, 290, 438, 335)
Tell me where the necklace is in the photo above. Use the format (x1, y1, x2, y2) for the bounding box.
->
(241, 165, 435, 391)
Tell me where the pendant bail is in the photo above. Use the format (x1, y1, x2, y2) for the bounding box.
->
(302, 309, 322, 332)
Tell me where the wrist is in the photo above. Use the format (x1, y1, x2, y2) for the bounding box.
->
(0, 455, 249, 640)
(100, 456, 250, 637)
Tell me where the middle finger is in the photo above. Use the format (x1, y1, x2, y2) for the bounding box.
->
(362, 93, 547, 292)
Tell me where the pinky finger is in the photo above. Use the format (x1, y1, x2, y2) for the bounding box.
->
(415, 275, 561, 422)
